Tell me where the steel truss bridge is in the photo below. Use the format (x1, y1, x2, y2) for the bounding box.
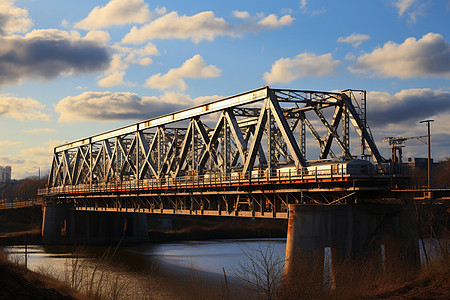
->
(40, 87, 393, 219)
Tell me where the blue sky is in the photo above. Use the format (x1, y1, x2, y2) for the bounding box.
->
(1, 0, 450, 179)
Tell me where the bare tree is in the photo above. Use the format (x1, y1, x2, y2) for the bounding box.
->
(235, 241, 284, 300)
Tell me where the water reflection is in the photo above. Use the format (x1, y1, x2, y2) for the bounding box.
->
(5, 239, 286, 300)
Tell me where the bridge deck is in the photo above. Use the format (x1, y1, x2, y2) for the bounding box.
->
(39, 172, 394, 219)
(39, 171, 388, 197)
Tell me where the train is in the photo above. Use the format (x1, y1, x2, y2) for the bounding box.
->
(272, 159, 375, 177)
(199, 159, 375, 180)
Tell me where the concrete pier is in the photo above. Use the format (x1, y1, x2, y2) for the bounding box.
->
(42, 203, 148, 244)
(285, 204, 419, 274)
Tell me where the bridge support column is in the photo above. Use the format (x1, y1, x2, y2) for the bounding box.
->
(383, 209, 420, 271)
(285, 205, 325, 281)
(42, 203, 148, 244)
(42, 203, 73, 244)
(285, 205, 324, 270)
(284, 204, 419, 277)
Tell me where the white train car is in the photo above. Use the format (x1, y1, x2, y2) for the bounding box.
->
(200, 159, 375, 182)
(273, 159, 375, 178)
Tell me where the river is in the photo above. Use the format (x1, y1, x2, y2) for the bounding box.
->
(5, 238, 287, 299)
(4, 237, 441, 299)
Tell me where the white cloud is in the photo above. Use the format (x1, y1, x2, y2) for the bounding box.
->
(312, 9, 327, 16)
(368, 88, 450, 128)
(0, 140, 61, 179)
(123, 42, 159, 65)
(0, 0, 33, 35)
(366, 88, 450, 160)
(263, 53, 341, 84)
(393, 0, 426, 23)
(192, 95, 221, 105)
(122, 10, 294, 44)
(155, 7, 167, 16)
(0, 29, 111, 86)
(281, 8, 293, 15)
(257, 14, 294, 28)
(145, 55, 221, 90)
(395, 0, 416, 16)
(300, 0, 307, 9)
(97, 53, 128, 87)
(0, 140, 22, 147)
(82, 30, 111, 44)
(108, 53, 128, 73)
(349, 33, 450, 79)
(97, 71, 126, 87)
(299, 0, 326, 16)
(337, 33, 370, 47)
(97, 43, 159, 87)
(55, 91, 201, 122)
(122, 11, 231, 44)
(0, 96, 50, 121)
(75, 0, 151, 30)
(345, 53, 357, 61)
(23, 128, 56, 134)
(233, 11, 250, 19)
(61, 19, 70, 28)
(138, 57, 153, 66)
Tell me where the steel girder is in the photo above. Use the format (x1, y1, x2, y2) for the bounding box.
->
(47, 86, 385, 188)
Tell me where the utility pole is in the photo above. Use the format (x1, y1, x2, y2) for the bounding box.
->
(419, 120, 434, 187)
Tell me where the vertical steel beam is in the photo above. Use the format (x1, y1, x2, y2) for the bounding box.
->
(267, 104, 273, 174)
(173, 120, 194, 177)
(342, 94, 384, 163)
(225, 109, 247, 162)
(223, 114, 229, 174)
(343, 107, 350, 158)
(319, 105, 351, 159)
(268, 94, 306, 168)
(242, 98, 269, 175)
(300, 118, 306, 158)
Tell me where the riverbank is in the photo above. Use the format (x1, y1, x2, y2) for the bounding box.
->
(2, 242, 449, 299)
(148, 216, 287, 242)
(1, 205, 448, 299)
(0, 205, 42, 245)
(0, 250, 84, 299)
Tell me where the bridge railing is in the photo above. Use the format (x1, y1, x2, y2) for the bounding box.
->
(38, 164, 383, 196)
(0, 198, 43, 209)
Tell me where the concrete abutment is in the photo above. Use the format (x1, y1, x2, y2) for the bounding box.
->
(285, 204, 420, 275)
(42, 203, 148, 244)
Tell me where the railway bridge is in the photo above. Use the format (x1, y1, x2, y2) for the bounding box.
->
(38, 86, 423, 270)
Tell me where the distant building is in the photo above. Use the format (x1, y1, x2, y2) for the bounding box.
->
(403, 158, 436, 174)
(0, 166, 11, 183)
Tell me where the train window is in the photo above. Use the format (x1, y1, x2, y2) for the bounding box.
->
(332, 165, 338, 174)
(361, 165, 367, 174)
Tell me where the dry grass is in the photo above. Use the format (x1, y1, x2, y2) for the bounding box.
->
(59, 245, 127, 300)
(277, 235, 450, 300)
(0, 248, 88, 299)
(277, 251, 327, 300)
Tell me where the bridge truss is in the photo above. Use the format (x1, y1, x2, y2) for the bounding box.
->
(41, 87, 390, 218)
